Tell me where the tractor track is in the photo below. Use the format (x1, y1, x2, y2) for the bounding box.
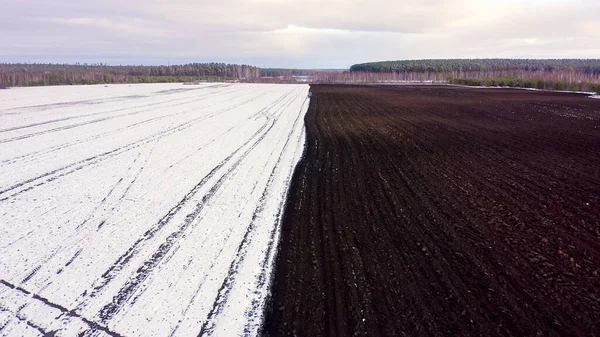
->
(0, 83, 309, 337)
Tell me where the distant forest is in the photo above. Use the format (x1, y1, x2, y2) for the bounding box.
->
(0, 63, 261, 87)
(311, 59, 597, 92)
(3, 60, 600, 91)
(260, 68, 344, 77)
(261, 68, 316, 77)
(350, 59, 600, 73)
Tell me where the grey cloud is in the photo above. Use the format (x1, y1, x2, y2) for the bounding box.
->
(0, 0, 598, 68)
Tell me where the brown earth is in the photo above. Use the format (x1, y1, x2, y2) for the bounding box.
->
(264, 85, 600, 337)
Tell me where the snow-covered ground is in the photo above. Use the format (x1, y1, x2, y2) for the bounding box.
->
(0, 83, 309, 336)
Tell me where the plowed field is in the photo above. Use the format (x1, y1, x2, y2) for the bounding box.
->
(266, 85, 600, 336)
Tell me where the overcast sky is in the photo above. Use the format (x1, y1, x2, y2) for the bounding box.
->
(1, 0, 599, 68)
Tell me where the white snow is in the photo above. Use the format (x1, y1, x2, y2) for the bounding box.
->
(0, 83, 309, 336)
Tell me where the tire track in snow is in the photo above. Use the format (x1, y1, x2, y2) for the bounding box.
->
(0, 86, 240, 166)
(0, 90, 267, 201)
(91, 123, 270, 321)
(160, 89, 304, 337)
(129, 89, 301, 336)
(0, 280, 123, 337)
(2, 89, 275, 320)
(0, 86, 240, 144)
(0, 307, 48, 337)
(70, 110, 271, 310)
(89, 90, 299, 324)
(242, 96, 309, 335)
(198, 95, 308, 337)
(76, 138, 160, 231)
(163, 88, 294, 171)
(0, 84, 310, 337)
(0, 88, 274, 321)
(7, 138, 160, 295)
(0, 84, 229, 130)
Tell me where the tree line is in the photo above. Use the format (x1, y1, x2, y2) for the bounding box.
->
(313, 71, 600, 93)
(314, 69, 600, 84)
(0, 63, 261, 87)
(260, 68, 318, 77)
(350, 59, 600, 74)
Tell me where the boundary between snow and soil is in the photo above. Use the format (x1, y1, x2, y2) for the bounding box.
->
(259, 94, 311, 336)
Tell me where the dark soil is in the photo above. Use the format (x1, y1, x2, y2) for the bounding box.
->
(265, 85, 600, 337)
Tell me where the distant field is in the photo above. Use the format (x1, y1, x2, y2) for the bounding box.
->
(0, 83, 308, 336)
(267, 85, 600, 336)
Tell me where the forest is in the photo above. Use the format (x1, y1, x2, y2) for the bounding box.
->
(350, 59, 600, 73)
(260, 68, 318, 77)
(3, 60, 600, 91)
(309, 59, 598, 90)
(0, 63, 261, 87)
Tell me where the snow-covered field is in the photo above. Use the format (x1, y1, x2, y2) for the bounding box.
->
(0, 83, 309, 336)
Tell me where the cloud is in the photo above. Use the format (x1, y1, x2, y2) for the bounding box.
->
(0, 0, 598, 68)
(36, 17, 170, 38)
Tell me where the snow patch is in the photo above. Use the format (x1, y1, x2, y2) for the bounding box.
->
(0, 83, 309, 337)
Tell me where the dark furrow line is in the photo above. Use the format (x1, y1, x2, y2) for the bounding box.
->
(0, 306, 49, 337)
(0, 312, 10, 333)
(266, 85, 600, 337)
(0, 280, 123, 337)
(20, 266, 41, 284)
